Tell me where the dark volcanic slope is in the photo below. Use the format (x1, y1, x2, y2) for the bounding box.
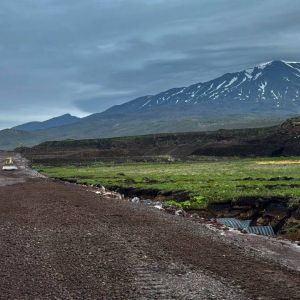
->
(0, 173, 299, 298)
(20, 117, 300, 163)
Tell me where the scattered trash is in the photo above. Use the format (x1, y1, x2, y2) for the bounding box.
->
(89, 184, 278, 238)
(92, 188, 123, 200)
(216, 218, 275, 236)
(2, 165, 18, 171)
(131, 197, 140, 203)
(244, 226, 275, 236)
(216, 218, 251, 230)
(142, 199, 155, 205)
(175, 210, 186, 217)
(153, 204, 164, 210)
(151, 201, 163, 210)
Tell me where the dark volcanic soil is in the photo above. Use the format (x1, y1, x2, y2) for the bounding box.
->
(0, 153, 299, 299)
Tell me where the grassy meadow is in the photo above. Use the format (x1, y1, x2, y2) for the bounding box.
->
(36, 157, 300, 209)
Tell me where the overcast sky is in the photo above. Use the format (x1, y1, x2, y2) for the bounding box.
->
(0, 0, 300, 128)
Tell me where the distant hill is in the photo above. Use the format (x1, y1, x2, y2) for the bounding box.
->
(19, 117, 300, 163)
(2, 60, 300, 150)
(13, 114, 80, 132)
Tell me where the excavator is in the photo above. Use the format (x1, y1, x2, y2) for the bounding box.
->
(2, 157, 18, 171)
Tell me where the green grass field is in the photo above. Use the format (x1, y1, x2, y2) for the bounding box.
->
(36, 157, 300, 209)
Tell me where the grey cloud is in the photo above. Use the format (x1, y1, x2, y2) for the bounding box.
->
(0, 0, 300, 126)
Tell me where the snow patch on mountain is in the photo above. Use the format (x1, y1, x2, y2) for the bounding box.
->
(259, 81, 267, 94)
(135, 60, 300, 111)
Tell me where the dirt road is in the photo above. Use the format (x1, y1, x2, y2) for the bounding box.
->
(0, 152, 299, 299)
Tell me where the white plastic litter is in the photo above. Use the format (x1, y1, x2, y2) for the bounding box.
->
(131, 197, 140, 203)
(142, 199, 155, 205)
(175, 210, 184, 216)
(2, 165, 18, 171)
(153, 204, 164, 210)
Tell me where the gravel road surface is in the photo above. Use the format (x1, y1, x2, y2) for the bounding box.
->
(0, 152, 299, 299)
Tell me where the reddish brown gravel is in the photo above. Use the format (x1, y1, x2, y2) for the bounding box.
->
(0, 153, 299, 299)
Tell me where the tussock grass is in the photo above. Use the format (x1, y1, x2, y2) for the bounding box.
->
(35, 156, 300, 207)
(256, 160, 300, 165)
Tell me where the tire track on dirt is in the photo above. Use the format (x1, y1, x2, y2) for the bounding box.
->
(0, 170, 299, 299)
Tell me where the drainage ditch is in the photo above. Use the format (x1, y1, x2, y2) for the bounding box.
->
(57, 178, 300, 240)
(110, 186, 300, 239)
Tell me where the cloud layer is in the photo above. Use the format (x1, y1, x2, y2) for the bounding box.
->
(0, 0, 300, 128)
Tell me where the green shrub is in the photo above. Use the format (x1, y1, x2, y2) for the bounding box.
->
(166, 196, 207, 209)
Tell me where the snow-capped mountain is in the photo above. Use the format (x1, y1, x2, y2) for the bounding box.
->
(2, 60, 300, 149)
(105, 60, 300, 114)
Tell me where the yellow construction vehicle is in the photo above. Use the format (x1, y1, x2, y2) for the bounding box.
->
(2, 157, 18, 171)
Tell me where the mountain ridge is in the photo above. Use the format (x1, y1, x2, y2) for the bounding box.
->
(101, 60, 300, 114)
(1, 60, 300, 150)
(19, 116, 300, 162)
(13, 114, 81, 132)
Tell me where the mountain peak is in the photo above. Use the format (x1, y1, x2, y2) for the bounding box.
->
(101, 59, 300, 112)
(13, 114, 80, 132)
(245, 60, 300, 75)
(281, 60, 300, 64)
(255, 61, 273, 68)
(2, 59, 300, 149)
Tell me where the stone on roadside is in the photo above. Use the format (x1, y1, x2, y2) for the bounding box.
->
(131, 197, 140, 203)
(153, 204, 164, 210)
(175, 209, 187, 217)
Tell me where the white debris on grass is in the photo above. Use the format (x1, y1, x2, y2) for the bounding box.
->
(175, 210, 186, 216)
(153, 204, 164, 210)
(131, 197, 140, 203)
